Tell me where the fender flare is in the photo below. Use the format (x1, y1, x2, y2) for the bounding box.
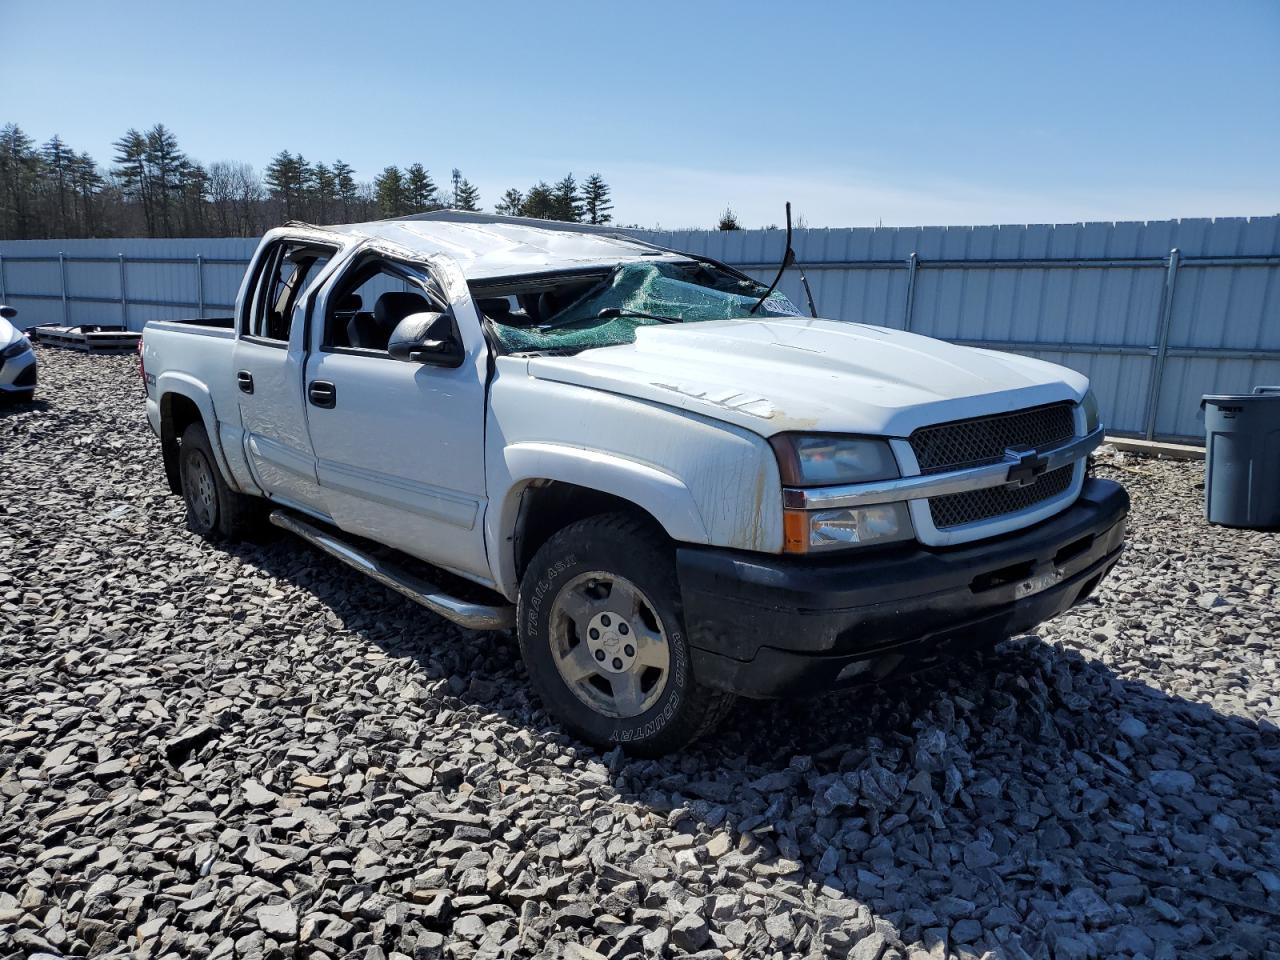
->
(156, 372, 245, 493)
(488, 441, 710, 598)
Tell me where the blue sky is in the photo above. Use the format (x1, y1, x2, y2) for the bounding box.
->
(2, 0, 1277, 228)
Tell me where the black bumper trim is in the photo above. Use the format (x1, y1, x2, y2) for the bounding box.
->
(677, 478, 1128, 699)
(12, 363, 37, 388)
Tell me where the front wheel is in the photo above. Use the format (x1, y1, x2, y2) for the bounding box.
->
(517, 513, 735, 756)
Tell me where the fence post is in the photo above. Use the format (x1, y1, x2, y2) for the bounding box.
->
(903, 252, 918, 331)
(195, 255, 205, 316)
(58, 252, 70, 324)
(1143, 247, 1181, 440)
(119, 254, 128, 330)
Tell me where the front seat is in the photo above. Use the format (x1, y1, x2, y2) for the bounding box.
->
(537, 291, 566, 324)
(355, 291, 430, 351)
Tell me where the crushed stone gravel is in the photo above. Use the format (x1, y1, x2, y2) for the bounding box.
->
(2, 346, 1278, 960)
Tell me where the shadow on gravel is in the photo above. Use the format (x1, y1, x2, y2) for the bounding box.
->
(0, 396, 50, 416)
(221, 533, 1280, 958)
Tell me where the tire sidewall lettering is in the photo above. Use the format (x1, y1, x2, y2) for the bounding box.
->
(609, 626, 686, 744)
(527, 553, 577, 636)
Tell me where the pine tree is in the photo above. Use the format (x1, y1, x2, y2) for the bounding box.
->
(406, 163, 438, 212)
(581, 173, 612, 225)
(0, 125, 43, 240)
(332, 160, 358, 217)
(264, 150, 310, 220)
(70, 150, 104, 236)
(112, 128, 152, 234)
(452, 170, 480, 211)
(375, 165, 409, 218)
(717, 207, 741, 230)
(144, 124, 187, 236)
(295, 155, 317, 220)
(494, 188, 523, 216)
(42, 137, 72, 235)
(551, 173, 582, 222)
(520, 181, 557, 219)
(312, 162, 336, 222)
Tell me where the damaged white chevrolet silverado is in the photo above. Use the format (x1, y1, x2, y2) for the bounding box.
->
(142, 211, 1127, 754)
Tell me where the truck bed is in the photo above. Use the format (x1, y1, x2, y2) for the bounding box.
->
(150, 316, 235, 331)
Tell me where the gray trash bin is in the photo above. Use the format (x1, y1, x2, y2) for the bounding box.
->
(1201, 386, 1280, 529)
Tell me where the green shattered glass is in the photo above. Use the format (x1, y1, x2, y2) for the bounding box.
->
(491, 261, 800, 353)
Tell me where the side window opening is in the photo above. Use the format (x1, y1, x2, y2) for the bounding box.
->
(246, 242, 333, 342)
(324, 256, 445, 354)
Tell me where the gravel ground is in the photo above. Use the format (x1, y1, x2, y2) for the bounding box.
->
(2, 347, 1279, 960)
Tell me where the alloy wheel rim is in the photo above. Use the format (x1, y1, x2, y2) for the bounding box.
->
(549, 570, 671, 719)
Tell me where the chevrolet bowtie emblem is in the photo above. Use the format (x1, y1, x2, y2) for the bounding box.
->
(1004, 446, 1049, 487)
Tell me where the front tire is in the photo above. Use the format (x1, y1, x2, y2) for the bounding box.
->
(179, 421, 263, 540)
(517, 513, 735, 756)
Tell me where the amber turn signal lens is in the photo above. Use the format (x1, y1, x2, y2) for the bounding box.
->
(782, 509, 810, 553)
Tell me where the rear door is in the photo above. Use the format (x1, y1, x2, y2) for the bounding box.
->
(232, 238, 337, 514)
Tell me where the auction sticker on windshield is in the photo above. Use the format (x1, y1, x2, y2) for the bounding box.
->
(763, 296, 801, 316)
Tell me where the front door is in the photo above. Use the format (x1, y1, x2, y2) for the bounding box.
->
(304, 253, 490, 582)
(232, 239, 335, 514)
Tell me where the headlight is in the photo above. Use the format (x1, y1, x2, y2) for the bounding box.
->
(770, 434, 899, 486)
(1080, 388, 1101, 434)
(1, 339, 31, 360)
(784, 502, 914, 553)
(772, 434, 912, 552)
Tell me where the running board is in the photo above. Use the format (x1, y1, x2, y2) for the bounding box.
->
(268, 510, 515, 631)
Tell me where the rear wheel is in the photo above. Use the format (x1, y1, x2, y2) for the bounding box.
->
(517, 513, 735, 756)
(179, 421, 263, 540)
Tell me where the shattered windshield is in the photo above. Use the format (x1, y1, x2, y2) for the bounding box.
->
(477, 261, 801, 354)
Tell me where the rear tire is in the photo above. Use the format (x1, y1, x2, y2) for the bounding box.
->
(517, 513, 735, 756)
(179, 421, 263, 540)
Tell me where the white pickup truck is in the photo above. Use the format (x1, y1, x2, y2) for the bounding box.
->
(142, 211, 1127, 754)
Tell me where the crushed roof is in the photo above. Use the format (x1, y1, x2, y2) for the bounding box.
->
(316, 210, 683, 279)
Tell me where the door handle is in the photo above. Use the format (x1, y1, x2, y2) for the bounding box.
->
(237, 370, 254, 394)
(308, 380, 336, 408)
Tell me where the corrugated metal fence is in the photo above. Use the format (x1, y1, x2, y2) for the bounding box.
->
(2, 216, 1277, 442)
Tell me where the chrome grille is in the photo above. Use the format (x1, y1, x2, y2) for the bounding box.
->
(909, 402, 1076, 475)
(929, 464, 1074, 529)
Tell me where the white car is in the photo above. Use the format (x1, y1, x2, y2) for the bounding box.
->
(140, 211, 1128, 755)
(0, 306, 37, 401)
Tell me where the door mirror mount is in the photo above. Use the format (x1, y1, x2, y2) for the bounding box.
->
(387, 311, 464, 367)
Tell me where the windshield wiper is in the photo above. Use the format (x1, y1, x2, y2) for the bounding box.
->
(540, 306, 680, 331)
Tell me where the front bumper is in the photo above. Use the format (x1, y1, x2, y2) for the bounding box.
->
(0, 348, 37, 393)
(678, 478, 1128, 698)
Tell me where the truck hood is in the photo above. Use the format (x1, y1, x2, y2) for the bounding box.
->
(526, 317, 1089, 437)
